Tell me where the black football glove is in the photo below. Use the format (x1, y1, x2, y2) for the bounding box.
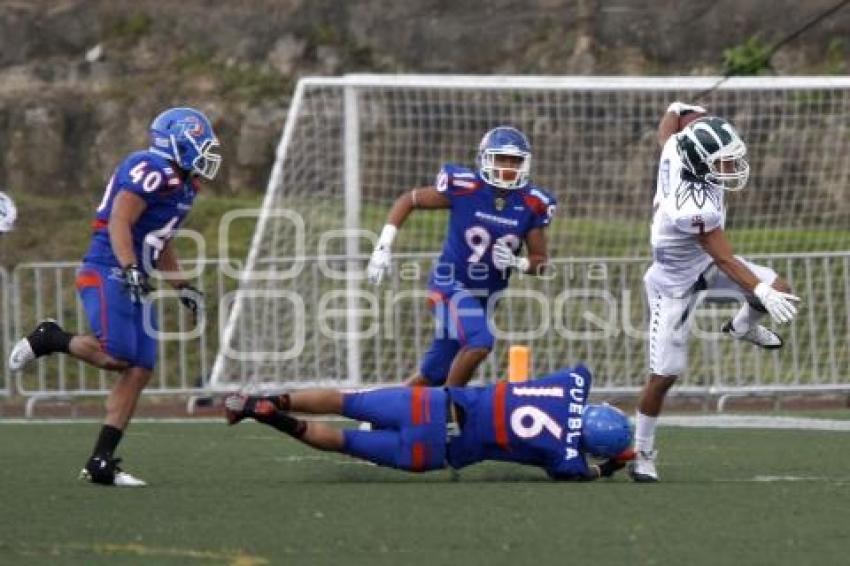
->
(177, 283, 205, 324)
(597, 458, 627, 478)
(122, 265, 152, 304)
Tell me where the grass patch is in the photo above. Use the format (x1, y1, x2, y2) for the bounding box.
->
(0, 421, 848, 566)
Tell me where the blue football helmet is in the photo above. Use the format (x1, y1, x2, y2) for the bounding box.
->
(476, 126, 531, 190)
(581, 403, 632, 458)
(149, 107, 221, 180)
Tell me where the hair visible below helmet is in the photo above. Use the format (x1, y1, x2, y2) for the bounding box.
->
(581, 404, 632, 458)
(676, 116, 749, 191)
(149, 107, 222, 180)
(476, 126, 531, 190)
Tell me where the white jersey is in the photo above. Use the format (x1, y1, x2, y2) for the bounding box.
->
(645, 136, 726, 297)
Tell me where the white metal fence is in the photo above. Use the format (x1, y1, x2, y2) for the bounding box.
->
(211, 252, 850, 395)
(2, 251, 849, 412)
(9, 259, 238, 413)
(0, 266, 9, 397)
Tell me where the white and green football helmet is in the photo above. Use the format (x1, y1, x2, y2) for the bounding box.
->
(677, 116, 750, 191)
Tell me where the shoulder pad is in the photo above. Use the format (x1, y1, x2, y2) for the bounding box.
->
(522, 186, 557, 225)
(525, 186, 556, 212)
(436, 163, 481, 193)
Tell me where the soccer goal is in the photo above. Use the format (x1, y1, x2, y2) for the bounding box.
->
(210, 75, 850, 397)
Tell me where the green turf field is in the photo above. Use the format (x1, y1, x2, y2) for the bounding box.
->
(1, 420, 848, 566)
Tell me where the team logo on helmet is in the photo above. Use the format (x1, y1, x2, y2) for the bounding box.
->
(178, 116, 205, 138)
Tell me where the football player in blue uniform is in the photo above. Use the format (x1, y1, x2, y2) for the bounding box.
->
(367, 126, 557, 387)
(224, 364, 634, 480)
(8, 107, 220, 486)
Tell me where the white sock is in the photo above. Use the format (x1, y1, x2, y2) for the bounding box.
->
(731, 303, 766, 335)
(634, 412, 658, 453)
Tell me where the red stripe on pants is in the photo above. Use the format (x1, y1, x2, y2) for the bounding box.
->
(410, 387, 429, 471)
(493, 380, 510, 450)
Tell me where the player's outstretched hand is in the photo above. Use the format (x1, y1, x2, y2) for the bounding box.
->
(122, 265, 151, 304)
(754, 282, 800, 324)
(367, 245, 392, 285)
(177, 283, 205, 324)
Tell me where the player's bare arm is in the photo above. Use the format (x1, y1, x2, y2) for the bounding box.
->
(157, 241, 188, 288)
(696, 227, 759, 291)
(108, 190, 147, 268)
(367, 186, 450, 285)
(657, 110, 681, 147)
(697, 227, 799, 323)
(159, 240, 205, 322)
(388, 186, 451, 225)
(523, 227, 549, 275)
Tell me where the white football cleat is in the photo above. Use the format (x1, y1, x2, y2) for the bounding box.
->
(79, 456, 147, 487)
(112, 471, 147, 487)
(9, 319, 68, 370)
(8, 337, 35, 371)
(628, 449, 659, 482)
(722, 320, 783, 350)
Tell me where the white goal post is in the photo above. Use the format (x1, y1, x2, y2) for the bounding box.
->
(210, 74, 850, 396)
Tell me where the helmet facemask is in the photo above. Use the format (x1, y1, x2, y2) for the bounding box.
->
(172, 133, 222, 180)
(678, 117, 750, 192)
(704, 140, 749, 191)
(479, 150, 531, 190)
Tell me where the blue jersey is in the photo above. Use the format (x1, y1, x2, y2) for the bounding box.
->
(84, 150, 198, 273)
(430, 164, 556, 295)
(446, 366, 592, 479)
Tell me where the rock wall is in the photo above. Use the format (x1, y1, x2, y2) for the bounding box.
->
(0, 0, 847, 198)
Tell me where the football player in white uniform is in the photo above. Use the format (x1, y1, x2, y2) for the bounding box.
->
(629, 102, 801, 482)
(0, 190, 16, 233)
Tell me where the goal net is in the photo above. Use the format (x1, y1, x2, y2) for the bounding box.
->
(211, 75, 850, 394)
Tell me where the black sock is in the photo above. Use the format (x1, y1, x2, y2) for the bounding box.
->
(91, 425, 123, 459)
(255, 410, 306, 438)
(50, 328, 73, 354)
(29, 321, 73, 356)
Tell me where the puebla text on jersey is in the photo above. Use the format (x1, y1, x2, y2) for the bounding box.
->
(84, 150, 198, 273)
(446, 366, 593, 479)
(430, 164, 556, 295)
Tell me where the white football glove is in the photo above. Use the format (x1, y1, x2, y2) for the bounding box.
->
(667, 101, 707, 116)
(366, 224, 397, 285)
(754, 282, 800, 324)
(366, 245, 392, 285)
(492, 240, 529, 273)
